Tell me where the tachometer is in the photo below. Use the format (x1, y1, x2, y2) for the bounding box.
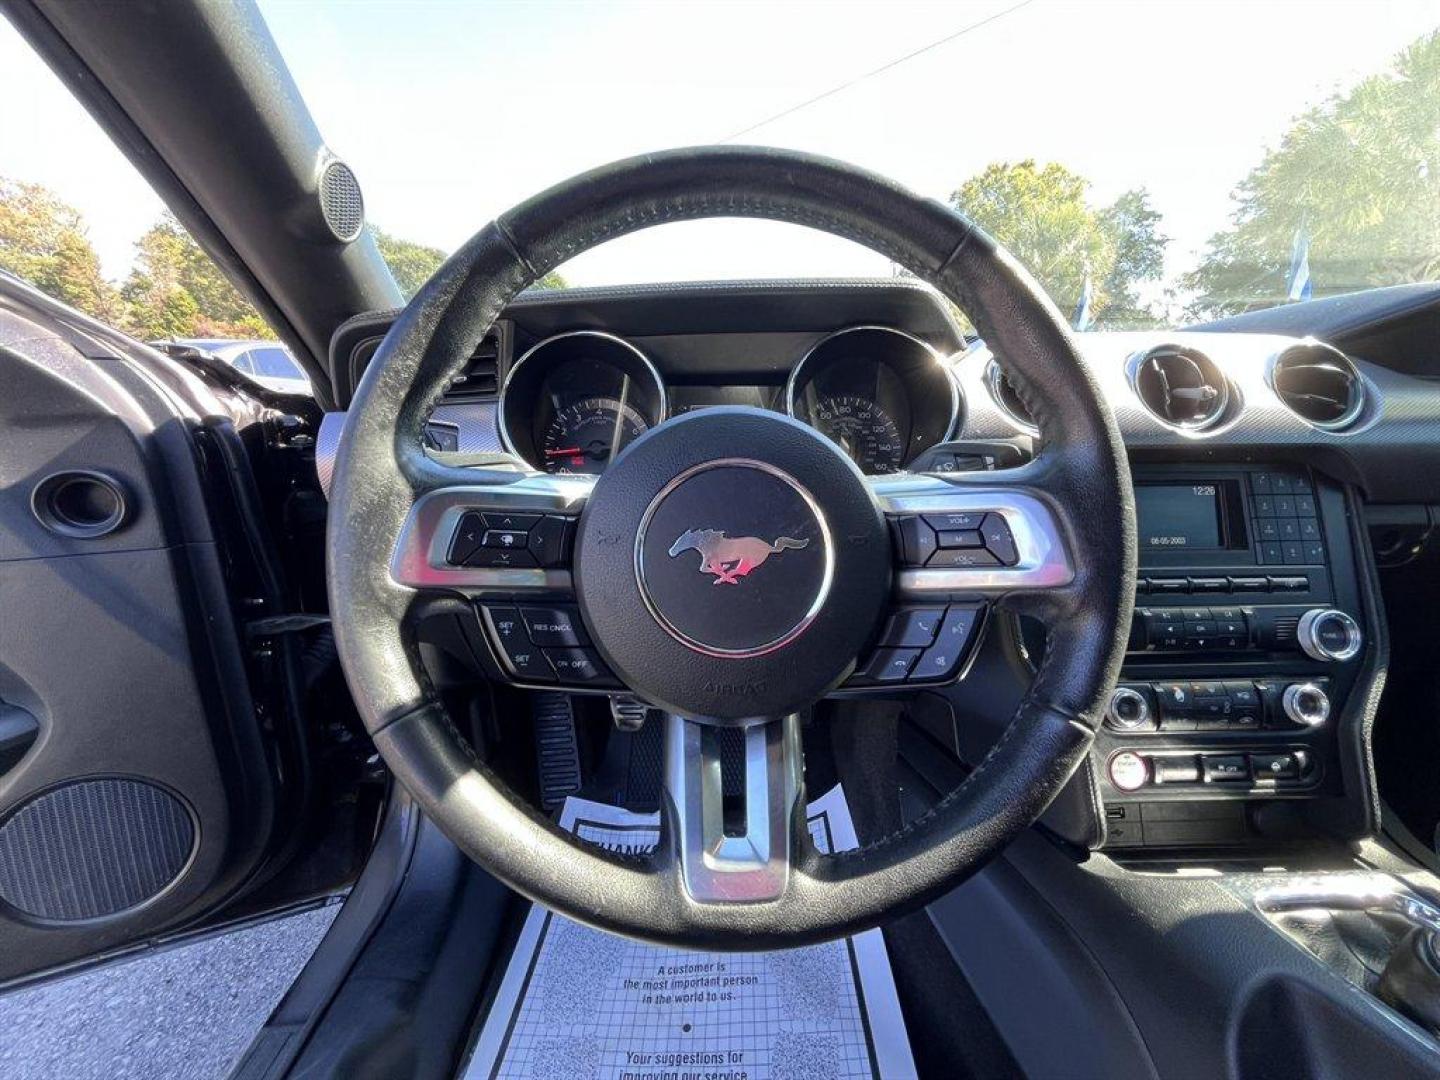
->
(540, 396, 650, 474)
(812, 395, 904, 474)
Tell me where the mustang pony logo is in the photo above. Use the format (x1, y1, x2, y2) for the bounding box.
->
(668, 529, 810, 585)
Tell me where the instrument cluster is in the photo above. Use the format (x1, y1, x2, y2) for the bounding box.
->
(498, 325, 960, 477)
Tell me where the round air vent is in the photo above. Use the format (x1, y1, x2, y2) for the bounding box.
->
(986, 359, 1037, 432)
(1271, 341, 1365, 430)
(1132, 345, 1230, 430)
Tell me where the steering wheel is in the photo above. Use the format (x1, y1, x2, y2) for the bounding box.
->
(327, 147, 1134, 949)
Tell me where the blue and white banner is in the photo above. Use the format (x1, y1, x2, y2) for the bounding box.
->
(1072, 271, 1094, 331)
(1286, 227, 1313, 302)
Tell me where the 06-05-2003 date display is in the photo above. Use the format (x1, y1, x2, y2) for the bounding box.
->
(1135, 484, 1222, 550)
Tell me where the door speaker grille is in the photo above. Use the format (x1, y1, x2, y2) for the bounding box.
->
(0, 778, 195, 921)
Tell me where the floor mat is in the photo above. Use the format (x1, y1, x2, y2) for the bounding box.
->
(463, 786, 915, 1080)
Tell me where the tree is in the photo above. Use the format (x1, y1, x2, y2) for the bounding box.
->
(949, 162, 1168, 329)
(122, 213, 270, 339)
(1184, 30, 1440, 320)
(0, 179, 123, 321)
(374, 229, 445, 299)
(1099, 189, 1169, 327)
(374, 227, 567, 298)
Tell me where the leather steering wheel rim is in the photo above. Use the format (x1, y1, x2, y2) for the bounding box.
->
(326, 146, 1135, 949)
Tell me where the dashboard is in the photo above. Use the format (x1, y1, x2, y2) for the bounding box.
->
(321, 277, 1440, 857)
(493, 322, 959, 476)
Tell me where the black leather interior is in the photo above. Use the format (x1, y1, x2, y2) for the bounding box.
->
(326, 146, 1136, 947)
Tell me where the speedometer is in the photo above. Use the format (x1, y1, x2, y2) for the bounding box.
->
(540, 396, 650, 475)
(812, 395, 904, 474)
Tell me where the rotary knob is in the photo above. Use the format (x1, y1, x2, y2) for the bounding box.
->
(1105, 686, 1151, 731)
(1296, 608, 1362, 662)
(1282, 682, 1331, 728)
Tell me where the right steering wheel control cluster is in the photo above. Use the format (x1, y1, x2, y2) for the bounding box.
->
(889, 511, 1019, 568)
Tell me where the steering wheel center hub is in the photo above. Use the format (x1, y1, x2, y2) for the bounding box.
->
(574, 407, 890, 721)
(636, 459, 833, 657)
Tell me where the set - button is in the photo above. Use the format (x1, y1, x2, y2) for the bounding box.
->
(480, 603, 617, 687)
(447, 511, 575, 569)
(852, 604, 983, 685)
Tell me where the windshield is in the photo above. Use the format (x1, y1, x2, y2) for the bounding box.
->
(4, 2, 1440, 331)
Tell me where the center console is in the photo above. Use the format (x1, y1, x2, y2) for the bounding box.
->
(1096, 464, 1376, 850)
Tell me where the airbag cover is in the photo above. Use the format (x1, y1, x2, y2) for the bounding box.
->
(575, 407, 889, 721)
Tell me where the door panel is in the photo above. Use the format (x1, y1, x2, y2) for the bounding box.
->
(0, 304, 280, 984)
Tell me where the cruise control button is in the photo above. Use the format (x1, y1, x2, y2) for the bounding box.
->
(544, 648, 615, 686)
(979, 514, 1019, 565)
(520, 606, 589, 647)
(481, 605, 526, 650)
(879, 607, 945, 648)
(862, 648, 920, 683)
(482, 607, 554, 682)
(1202, 755, 1249, 783)
(448, 511, 487, 565)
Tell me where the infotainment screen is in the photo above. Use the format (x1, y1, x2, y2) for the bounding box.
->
(1135, 483, 1223, 550)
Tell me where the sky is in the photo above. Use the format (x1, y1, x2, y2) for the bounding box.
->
(3, 0, 1439, 304)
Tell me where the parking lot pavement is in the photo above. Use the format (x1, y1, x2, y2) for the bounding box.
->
(0, 902, 340, 1080)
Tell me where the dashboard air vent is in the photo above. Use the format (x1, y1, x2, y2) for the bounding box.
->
(441, 333, 501, 403)
(986, 360, 1037, 432)
(1271, 341, 1365, 430)
(1133, 345, 1230, 430)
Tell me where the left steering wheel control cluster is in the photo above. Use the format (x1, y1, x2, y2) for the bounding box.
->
(446, 510, 575, 569)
